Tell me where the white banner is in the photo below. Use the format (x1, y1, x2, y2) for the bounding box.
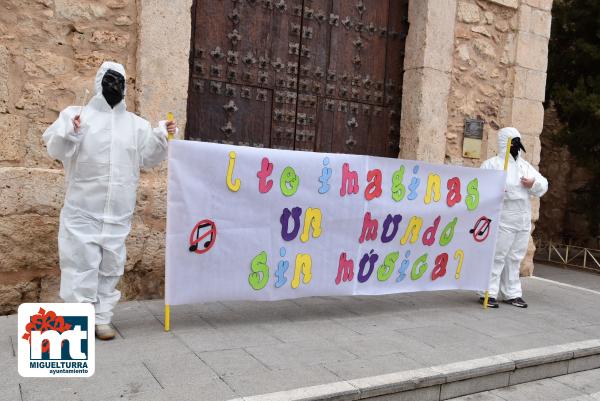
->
(165, 141, 505, 305)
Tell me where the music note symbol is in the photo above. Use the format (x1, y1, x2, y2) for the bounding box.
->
(188, 219, 217, 254)
(469, 216, 492, 243)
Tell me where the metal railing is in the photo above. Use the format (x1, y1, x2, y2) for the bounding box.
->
(534, 240, 600, 273)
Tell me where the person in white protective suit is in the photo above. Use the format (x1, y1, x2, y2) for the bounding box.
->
(43, 61, 177, 340)
(479, 127, 548, 309)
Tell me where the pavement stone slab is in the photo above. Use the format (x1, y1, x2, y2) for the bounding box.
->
(198, 348, 272, 378)
(490, 376, 587, 401)
(173, 324, 283, 353)
(244, 338, 358, 371)
(553, 368, 600, 394)
(222, 365, 343, 397)
(20, 361, 161, 401)
(141, 351, 219, 388)
(121, 378, 237, 401)
(440, 372, 510, 400)
(321, 351, 423, 380)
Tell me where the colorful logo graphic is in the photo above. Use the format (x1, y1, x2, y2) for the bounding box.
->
(189, 219, 217, 254)
(18, 303, 95, 377)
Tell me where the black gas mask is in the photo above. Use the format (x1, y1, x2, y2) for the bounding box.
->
(101, 69, 125, 108)
(510, 137, 526, 160)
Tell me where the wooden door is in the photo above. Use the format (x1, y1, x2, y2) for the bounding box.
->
(186, 0, 409, 158)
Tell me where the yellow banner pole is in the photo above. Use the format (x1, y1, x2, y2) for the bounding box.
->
(165, 112, 174, 331)
(164, 304, 170, 332)
(166, 112, 175, 141)
(484, 137, 512, 309)
(504, 137, 512, 171)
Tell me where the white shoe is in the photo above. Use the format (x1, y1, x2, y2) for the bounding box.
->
(95, 324, 116, 340)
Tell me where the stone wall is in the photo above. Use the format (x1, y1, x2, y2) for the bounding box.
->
(0, 0, 142, 314)
(536, 105, 598, 248)
(400, 0, 551, 276)
(446, 0, 518, 166)
(0, 0, 552, 314)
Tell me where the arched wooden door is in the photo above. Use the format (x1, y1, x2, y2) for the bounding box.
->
(185, 0, 409, 157)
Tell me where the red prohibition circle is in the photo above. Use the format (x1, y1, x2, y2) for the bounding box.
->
(189, 219, 217, 254)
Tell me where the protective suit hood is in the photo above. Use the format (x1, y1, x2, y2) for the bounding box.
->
(497, 127, 521, 152)
(93, 61, 127, 110)
(497, 127, 526, 159)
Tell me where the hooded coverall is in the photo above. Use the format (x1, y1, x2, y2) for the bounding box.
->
(480, 127, 548, 300)
(43, 61, 169, 324)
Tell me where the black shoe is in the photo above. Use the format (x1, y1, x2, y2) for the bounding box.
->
(503, 297, 528, 308)
(479, 297, 499, 308)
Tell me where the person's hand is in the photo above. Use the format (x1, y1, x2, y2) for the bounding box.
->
(520, 176, 535, 188)
(72, 115, 81, 133)
(166, 120, 177, 136)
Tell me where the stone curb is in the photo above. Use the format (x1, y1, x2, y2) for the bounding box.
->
(228, 339, 600, 401)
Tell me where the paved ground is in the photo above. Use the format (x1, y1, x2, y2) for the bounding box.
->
(450, 368, 600, 400)
(1, 262, 599, 401)
(534, 263, 600, 292)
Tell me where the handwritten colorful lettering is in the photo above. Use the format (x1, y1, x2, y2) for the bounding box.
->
(166, 141, 505, 305)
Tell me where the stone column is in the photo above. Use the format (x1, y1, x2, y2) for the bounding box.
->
(399, 0, 457, 164)
(136, 0, 193, 131)
(509, 0, 553, 276)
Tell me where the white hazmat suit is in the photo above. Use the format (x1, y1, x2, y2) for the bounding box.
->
(481, 127, 548, 301)
(43, 62, 169, 324)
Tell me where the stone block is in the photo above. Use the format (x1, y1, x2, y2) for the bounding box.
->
(531, 9, 552, 38)
(504, 343, 574, 369)
(539, 0, 553, 11)
(239, 381, 360, 401)
(0, 114, 26, 163)
(349, 367, 445, 398)
(367, 386, 441, 401)
(0, 167, 64, 217)
(0, 214, 60, 274)
(516, 31, 549, 72)
(432, 355, 515, 382)
(440, 372, 510, 400)
(571, 339, 600, 358)
(137, 0, 193, 129)
(14, 82, 47, 119)
(508, 360, 569, 385)
(568, 355, 600, 374)
(514, 67, 547, 102)
(400, 68, 450, 163)
(471, 38, 497, 62)
(500, 32, 516, 66)
(519, 133, 542, 166)
(530, 197, 540, 222)
(520, 235, 536, 276)
(457, 2, 481, 24)
(405, 0, 456, 72)
(518, 4, 532, 33)
(511, 98, 544, 135)
(0, 45, 8, 113)
(89, 30, 130, 49)
(486, 0, 518, 8)
(54, 0, 109, 21)
(523, 0, 553, 9)
(23, 123, 62, 169)
(0, 281, 40, 315)
(39, 274, 62, 303)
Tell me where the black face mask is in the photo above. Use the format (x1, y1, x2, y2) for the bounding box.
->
(510, 137, 526, 160)
(101, 69, 125, 108)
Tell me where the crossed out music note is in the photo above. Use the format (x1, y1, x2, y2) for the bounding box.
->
(469, 216, 492, 243)
(189, 219, 217, 254)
